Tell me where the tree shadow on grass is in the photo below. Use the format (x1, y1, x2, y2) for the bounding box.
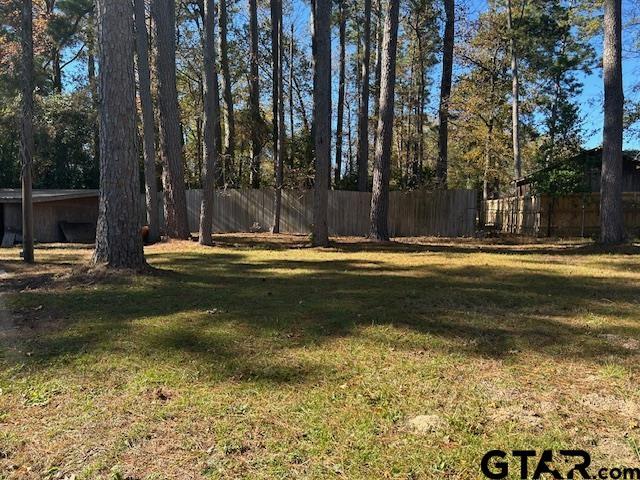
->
(3, 241, 640, 388)
(214, 233, 640, 257)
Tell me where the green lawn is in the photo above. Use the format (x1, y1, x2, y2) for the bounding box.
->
(1, 235, 640, 479)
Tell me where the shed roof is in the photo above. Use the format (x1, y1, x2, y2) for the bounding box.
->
(0, 189, 99, 204)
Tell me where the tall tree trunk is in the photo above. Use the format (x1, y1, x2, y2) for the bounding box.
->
(289, 23, 295, 169)
(271, 0, 284, 233)
(600, 0, 624, 244)
(152, 0, 190, 238)
(92, 0, 146, 269)
(372, 0, 383, 148)
(218, 0, 235, 178)
(134, 0, 160, 243)
(249, 0, 262, 187)
(436, 0, 454, 188)
(212, 47, 224, 186)
(20, 0, 34, 264)
(506, 0, 521, 181)
(311, 0, 331, 246)
(369, 0, 399, 241)
(356, 0, 372, 192)
(199, 0, 220, 246)
(335, 0, 346, 187)
(87, 12, 100, 170)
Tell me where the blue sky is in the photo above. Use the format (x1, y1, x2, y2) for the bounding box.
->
(62, 0, 640, 150)
(457, 0, 640, 150)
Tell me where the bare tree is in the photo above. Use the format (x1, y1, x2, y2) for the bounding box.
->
(335, 0, 346, 186)
(92, 0, 146, 269)
(134, 0, 160, 243)
(436, 0, 454, 188)
(249, 0, 262, 187)
(356, 0, 372, 192)
(600, 0, 624, 243)
(152, 0, 190, 238)
(506, 0, 521, 181)
(369, 0, 400, 241)
(311, 0, 331, 246)
(199, 0, 220, 246)
(218, 0, 235, 175)
(20, 0, 34, 263)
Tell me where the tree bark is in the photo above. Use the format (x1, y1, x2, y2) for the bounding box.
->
(289, 23, 295, 169)
(134, 0, 160, 243)
(506, 0, 521, 181)
(271, 0, 284, 232)
(152, 0, 190, 239)
(92, 0, 146, 269)
(311, 0, 330, 246)
(249, 0, 262, 187)
(199, 0, 220, 246)
(356, 0, 372, 192)
(335, 0, 346, 186)
(21, 0, 35, 264)
(436, 0, 454, 188)
(372, 0, 383, 148)
(369, 0, 399, 241)
(87, 11, 100, 171)
(218, 0, 235, 177)
(600, 0, 624, 244)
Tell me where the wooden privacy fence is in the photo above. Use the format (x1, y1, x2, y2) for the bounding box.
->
(483, 193, 640, 237)
(148, 189, 478, 237)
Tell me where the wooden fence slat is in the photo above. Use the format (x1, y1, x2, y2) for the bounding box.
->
(143, 189, 477, 237)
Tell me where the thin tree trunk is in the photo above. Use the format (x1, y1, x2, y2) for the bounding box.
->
(347, 97, 354, 175)
(436, 0, 454, 188)
(271, 0, 284, 233)
(289, 23, 295, 168)
(20, 0, 34, 263)
(293, 74, 310, 131)
(199, 0, 220, 246)
(134, 0, 160, 243)
(600, 0, 624, 243)
(249, 0, 262, 188)
(335, 0, 346, 186)
(369, 0, 399, 241)
(152, 0, 190, 238)
(218, 0, 235, 177)
(212, 49, 224, 186)
(87, 12, 100, 171)
(92, 0, 146, 269)
(356, 0, 372, 192)
(506, 0, 521, 181)
(311, 0, 330, 246)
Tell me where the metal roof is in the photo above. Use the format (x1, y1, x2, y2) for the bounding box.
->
(0, 189, 99, 204)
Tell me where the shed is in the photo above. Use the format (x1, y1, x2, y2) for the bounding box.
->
(514, 148, 640, 196)
(0, 189, 99, 244)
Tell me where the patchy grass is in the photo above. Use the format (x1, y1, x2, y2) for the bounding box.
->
(1, 234, 640, 479)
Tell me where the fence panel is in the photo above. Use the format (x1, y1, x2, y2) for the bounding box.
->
(146, 188, 477, 237)
(482, 193, 640, 237)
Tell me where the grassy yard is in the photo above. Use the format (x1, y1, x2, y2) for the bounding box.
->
(1, 235, 640, 479)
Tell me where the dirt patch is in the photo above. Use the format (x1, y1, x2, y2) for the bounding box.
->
(598, 333, 640, 350)
(407, 415, 448, 434)
(580, 393, 638, 417)
(489, 402, 557, 429)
